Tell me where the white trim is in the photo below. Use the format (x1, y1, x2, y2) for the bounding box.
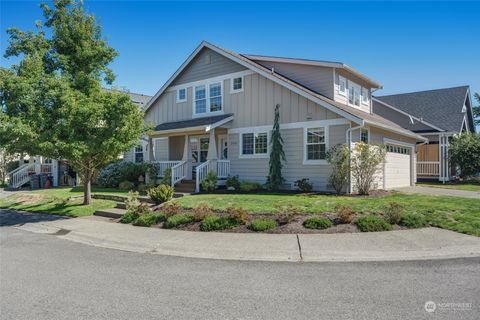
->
(193, 80, 224, 117)
(176, 88, 186, 103)
(167, 70, 254, 93)
(460, 114, 469, 132)
(230, 75, 244, 93)
(303, 126, 329, 165)
(229, 118, 350, 134)
(361, 87, 369, 106)
(360, 127, 370, 143)
(152, 116, 234, 136)
(364, 119, 428, 141)
(206, 115, 234, 131)
(239, 130, 270, 159)
(338, 75, 347, 97)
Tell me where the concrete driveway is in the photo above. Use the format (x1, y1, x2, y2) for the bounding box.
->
(395, 186, 480, 199)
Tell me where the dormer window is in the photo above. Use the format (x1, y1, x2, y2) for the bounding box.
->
(361, 87, 369, 105)
(338, 76, 346, 96)
(176, 88, 186, 103)
(348, 81, 361, 107)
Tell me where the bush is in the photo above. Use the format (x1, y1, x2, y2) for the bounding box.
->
(226, 206, 249, 224)
(193, 203, 213, 221)
(97, 161, 158, 188)
(125, 191, 140, 211)
(201, 170, 217, 192)
(133, 213, 165, 227)
(161, 168, 172, 186)
(147, 184, 174, 204)
(335, 205, 355, 224)
(120, 210, 139, 224)
(384, 202, 405, 224)
(294, 178, 313, 193)
(226, 175, 241, 190)
(449, 133, 480, 178)
(162, 201, 182, 217)
(164, 214, 195, 229)
(326, 144, 350, 194)
(275, 204, 300, 225)
(119, 180, 135, 190)
(400, 212, 427, 229)
(350, 143, 386, 195)
(137, 183, 147, 193)
(239, 181, 262, 192)
(200, 215, 240, 231)
(355, 215, 392, 232)
(303, 217, 333, 230)
(249, 218, 278, 231)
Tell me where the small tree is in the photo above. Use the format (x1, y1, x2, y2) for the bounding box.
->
(449, 133, 480, 178)
(350, 143, 386, 195)
(266, 104, 286, 190)
(473, 93, 479, 126)
(326, 144, 350, 194)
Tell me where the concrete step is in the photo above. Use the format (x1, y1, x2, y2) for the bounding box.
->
(94, 207, 127, 219)
(115, 202, 127, 209)
(175, 188, 195, 193)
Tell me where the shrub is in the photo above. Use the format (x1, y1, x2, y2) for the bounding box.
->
(249, 218, 278, 231)
(335, 205, 356, 224)
(239, 181, 262, 192)
(200, 215, 240, 231)
(294, 178, 313, 193)
(355, 215, 392, 232)
(125, 191, 140, 211)
(133, 213, 165, 227)
(226, 206, 249, 224)
(193, 203, 213, 221)
(120, 210, 139, 224)
(164, 214, 195, 229)
(400, 212, 427, 229)
(147, 184, 174, 204)
(161, 168, 172, 186)
(97, 161, 158, 188)
(303, 217, 333, 230)
(134, 202, 152, 216)
(119, 180, 135, 190)
(326, 144, 350, 194)
(275, 204, 300, 225)
(449, 133, 480, 178)
(226, 175, 241, 190)
(350, 143, 386, 195)
(384, 202, 405, 224)
(162, 201, 182, 217)
(201, 170, 217, 192)
(137, 183, 147, 193)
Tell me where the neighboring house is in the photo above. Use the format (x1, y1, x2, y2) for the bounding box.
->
(140, 41, 427, 193)
(373, 86, 476, 182)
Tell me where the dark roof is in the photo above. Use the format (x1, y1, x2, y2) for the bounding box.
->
(376, 86, 470, 132)
(154, 114, 234, 132)
(103, 88, 152, 109)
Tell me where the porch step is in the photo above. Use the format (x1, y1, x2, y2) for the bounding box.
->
(115, 202, 127, 210)
(94, 207, 127, 219)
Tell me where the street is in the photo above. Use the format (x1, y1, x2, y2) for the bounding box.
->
(1, 226, 479, 320)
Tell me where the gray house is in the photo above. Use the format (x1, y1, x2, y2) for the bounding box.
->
(373, 86, 476, 182)
(136, 41, 427, 193)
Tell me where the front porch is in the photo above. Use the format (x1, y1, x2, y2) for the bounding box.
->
(416, 135, 452, 182)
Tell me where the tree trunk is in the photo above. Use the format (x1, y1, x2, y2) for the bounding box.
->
(83, 168, 91, 205)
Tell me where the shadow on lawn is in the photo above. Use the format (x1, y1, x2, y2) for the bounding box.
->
(0, 208, 69, 227)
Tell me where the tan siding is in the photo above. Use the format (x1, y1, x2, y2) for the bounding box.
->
(153, 138, 169, 161)
(168, 136, 184, 160)
(334, 69, 372, 113)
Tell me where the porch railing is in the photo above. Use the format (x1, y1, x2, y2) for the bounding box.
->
(171, 161, 187, 188)
(8, 163, 35, 189)
(217, 160, 230, 178)
(152, 161, 182, 177)
(417, 161, 439, 176)
(195, 160, 210, 193)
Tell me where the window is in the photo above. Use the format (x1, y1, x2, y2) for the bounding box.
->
(134, 144, 144, 163)
(360, 128, 369, 143)
(361, 87, 369, 105)
(386, 145, 410, 155)
(306, 127, 326, 161)
(176, 88, 186, 103)
(231, 76, 243, 93)
(194, 82, 223, 115)
(338, 76, 346, 96)
(191, 137, 209, 163)
(241, 132, 268, 156)
(348, 81, 361, 107)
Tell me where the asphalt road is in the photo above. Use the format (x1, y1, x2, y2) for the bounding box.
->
(1, 227, 479, 320)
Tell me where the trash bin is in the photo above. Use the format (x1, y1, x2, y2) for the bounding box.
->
(40, 174, 49, 188)
(30, 175, 41, 190)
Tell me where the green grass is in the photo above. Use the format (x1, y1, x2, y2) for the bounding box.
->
(417, 181, 480, 192)
(0, 186, 129, 217)
(176, 192, 480, 236)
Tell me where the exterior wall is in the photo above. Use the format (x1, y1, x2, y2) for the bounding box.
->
(334, 68, 372, 113)
(153, 138, 169, 161)
(168, 136, 185, 160)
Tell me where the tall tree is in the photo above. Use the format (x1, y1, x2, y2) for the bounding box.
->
(473, 93, 480, 126)
(266, 104, 286, 190)
(0, 0, 145, 204)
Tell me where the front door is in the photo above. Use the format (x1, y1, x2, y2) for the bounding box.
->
(218, 135, 228, 160)
(190, 136, 209, 178)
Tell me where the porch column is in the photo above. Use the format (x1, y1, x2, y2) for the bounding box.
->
(35, 156, 42, 174)
(146, 137, 154, 184)
(207, 129, 218, 174)
(182, 135, 192, 180)
(52, 160, 59, 187)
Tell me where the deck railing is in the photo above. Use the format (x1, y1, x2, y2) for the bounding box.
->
(417, 161, 439, 176)
(216, 160, 230, 178)
(171, 161, 187, 187)
(152, 161, 182, 177)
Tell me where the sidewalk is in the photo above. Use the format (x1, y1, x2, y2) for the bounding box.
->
(4, 209, 480, 262)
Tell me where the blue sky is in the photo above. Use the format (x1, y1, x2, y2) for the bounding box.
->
(1, 1, 479, 104)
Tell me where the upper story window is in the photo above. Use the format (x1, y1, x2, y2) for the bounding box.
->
(348, 81, 361, 107)
(361, 87, 369, 105)
(231, 76, 243, 93)
(360, 128, 369, 143)
(241, 132, 268, 157)
(305, 127, 327, 163)
(176, 88, 186, 103)
(135, 144, 144, 163)
(338, 76, 346, 96)
(194, 81, 223, 115)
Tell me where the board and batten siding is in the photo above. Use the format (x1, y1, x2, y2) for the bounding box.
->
(153, 138, 169, 161)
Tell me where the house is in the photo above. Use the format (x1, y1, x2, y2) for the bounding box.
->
(140, 41, 428, 193)
(373, 86, 476, 182)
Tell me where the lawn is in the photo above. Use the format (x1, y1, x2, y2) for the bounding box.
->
(417, 181, 480, 192)
(0, 186, 130, 217)
(175, 192, 480, 236)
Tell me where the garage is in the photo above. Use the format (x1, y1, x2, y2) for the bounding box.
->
(384, 143, 412, 189)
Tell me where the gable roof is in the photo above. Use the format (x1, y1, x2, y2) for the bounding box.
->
(144, 41, 426, 141)
(376, 86, 472, 133)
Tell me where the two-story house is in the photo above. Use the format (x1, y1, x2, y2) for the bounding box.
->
(137, 41, 427, 193)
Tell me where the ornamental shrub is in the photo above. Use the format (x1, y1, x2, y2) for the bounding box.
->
(119, 180, 134, 190)
(161, 168, 172, 186)
(249, 218, 278, 231)
(147, 184, 174, 204)
(200, 215, 240, 231)
(226, 206, 249, 224)
(133, 213, 165, 227)
(201, 170, 217, 192)
(125, 191, 140, 211)
(193, 203, 213, 221)
(355, 215, 392, 232)
(225, 175, 241, 190)
(164, 214, 195, 229)
(449, 133, 480, 178)
(120, 210, 139, 224)
(400, 212, 427, 229)
(303, 217, 332, 230)
(275, 204, 300, 225)
(384, 202, 405, 224)
(350, 143, 386, 195)
(239, 181, 262, 192)
(162, 201, 182, 217)
(326, 144, 350, 194)
(335, 205, 356, 224)
(97, 161, 158, 188)
(294, 178, 313, 193)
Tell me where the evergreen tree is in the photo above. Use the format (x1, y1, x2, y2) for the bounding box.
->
(266, 104, 286, 190)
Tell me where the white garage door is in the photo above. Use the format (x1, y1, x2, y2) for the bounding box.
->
(385, 144, 411, 189)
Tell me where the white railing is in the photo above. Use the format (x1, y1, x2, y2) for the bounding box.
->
(195, 160, 210, 193)
(217, 160, 230, 178)
(417, 161, 439, 176)
(8, 163, 35, 189)
(40, 164, 53, 174)
(152, 161, 181, 177)
(171, 161, 187, 188)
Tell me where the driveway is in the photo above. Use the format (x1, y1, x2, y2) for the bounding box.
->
(395, 186, 480, 199)
(1, 226, 479, 320)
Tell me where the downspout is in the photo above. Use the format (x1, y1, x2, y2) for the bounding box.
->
(345, 122, 364, 194)
(415, 139, 429, 186)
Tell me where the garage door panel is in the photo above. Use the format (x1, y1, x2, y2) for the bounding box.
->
(385, 145, 411, 189)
